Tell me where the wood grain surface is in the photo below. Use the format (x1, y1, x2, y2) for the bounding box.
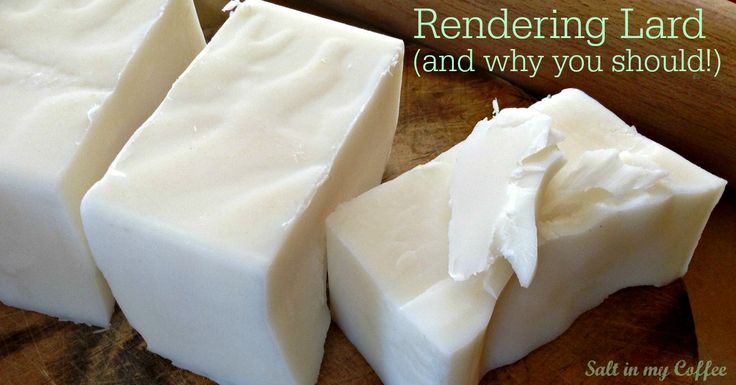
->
(311, 0, 736, 185)
(1, 2, 734, 385)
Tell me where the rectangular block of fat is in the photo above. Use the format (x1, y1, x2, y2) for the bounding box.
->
(483, 88, 727, 370)
(0, 0, 205, 326)
(80, 1, 404, 384)
(328, 152, 508, 385)
(327, 89, 726, 384)
(326, 108, 563, 385)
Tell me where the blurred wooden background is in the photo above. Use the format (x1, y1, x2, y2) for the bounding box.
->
(309, 0, 736, 185)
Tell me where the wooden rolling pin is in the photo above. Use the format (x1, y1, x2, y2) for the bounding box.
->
(311, 0, 736, 184)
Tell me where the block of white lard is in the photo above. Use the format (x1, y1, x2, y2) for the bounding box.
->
(326, 89, 726, 385)
(327, 108, 563, 385)
(81, 1, 404, 384)
(0, 0, 205, 326)
(482, 88, 727, 371)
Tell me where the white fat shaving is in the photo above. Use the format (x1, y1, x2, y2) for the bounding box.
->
(542, 149, 669, 218)
(448, 108, 563, 288)
(222, 0, 243, 12)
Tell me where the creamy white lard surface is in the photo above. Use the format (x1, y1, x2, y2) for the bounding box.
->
(484, 88, 726, 370)
(0, 0, 205, 326)
(328, 107, 565, 385)
(82, 1, 404, 384)
(326, 89, 725, 385)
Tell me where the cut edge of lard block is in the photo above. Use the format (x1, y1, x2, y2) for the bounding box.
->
(448, 108, 565, 287)
(0, 0, 205, 326)
(81, 1, 403, 384)
(327, 107, 563, 385)
(328, 151, 500, 385)
(482, 88, 726, 371)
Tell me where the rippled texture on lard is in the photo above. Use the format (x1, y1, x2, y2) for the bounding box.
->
(0, 0, 205, 326)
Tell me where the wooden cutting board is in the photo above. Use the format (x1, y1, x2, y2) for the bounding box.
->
(1, 3, 734, 385)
